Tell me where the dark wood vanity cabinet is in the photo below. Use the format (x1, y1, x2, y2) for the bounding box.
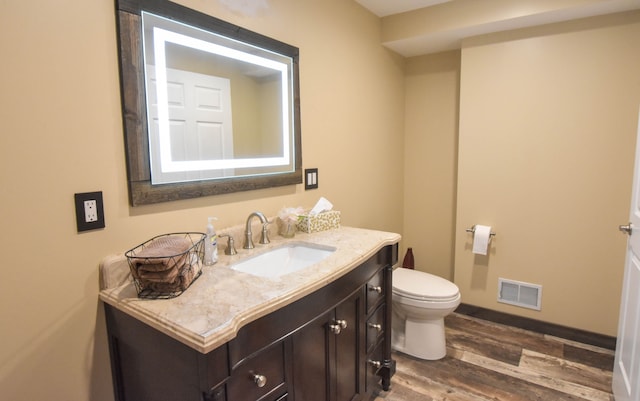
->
(104, 244, 397, 401)
(290, 290, 362, 401)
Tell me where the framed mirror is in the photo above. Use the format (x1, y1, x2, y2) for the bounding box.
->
(116, 0, 302, 206)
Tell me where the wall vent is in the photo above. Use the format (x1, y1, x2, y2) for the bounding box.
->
(498, 278, 542, 311)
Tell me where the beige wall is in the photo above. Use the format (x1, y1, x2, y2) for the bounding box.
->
(401, 11, 640, 337)
(403, 50, 460, 280)
(0, 1, 404, 400)
(454, 12, 640, 336)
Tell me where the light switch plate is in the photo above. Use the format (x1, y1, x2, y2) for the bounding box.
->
(305, 168, 318, 190)
(75, 191, 105, 232)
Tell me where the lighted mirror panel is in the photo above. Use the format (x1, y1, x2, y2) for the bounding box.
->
(116, 0, 302, 205)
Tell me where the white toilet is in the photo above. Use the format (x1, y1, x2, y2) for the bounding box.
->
(392, 268, 461, 360)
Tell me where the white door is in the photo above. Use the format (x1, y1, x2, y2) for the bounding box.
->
(613, 107, 640, 401)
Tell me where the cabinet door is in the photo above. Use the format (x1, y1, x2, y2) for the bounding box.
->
(291, 290, 364, 401)
(334, 290, 364, 401)
(291, 309, 333, 401)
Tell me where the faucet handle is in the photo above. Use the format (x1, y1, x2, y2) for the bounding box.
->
(260, 221, 271, 245)
(219, 234, 237, 255)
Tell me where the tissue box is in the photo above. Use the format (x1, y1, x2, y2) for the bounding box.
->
(297, 211, 341, 233)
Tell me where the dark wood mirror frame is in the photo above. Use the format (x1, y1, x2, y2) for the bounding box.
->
(116, 0, 302, 206)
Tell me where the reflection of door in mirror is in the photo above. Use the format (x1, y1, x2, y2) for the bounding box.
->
(146, 67, 235, 184)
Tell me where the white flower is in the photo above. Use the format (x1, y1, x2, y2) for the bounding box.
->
(278, 206, 305, 223)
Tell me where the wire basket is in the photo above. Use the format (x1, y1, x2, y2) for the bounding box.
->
(125, 232, 205, 299)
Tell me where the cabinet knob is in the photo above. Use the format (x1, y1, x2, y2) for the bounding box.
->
(368, 322, 382, 332)
(329, 324, 342, 334)
(335, 319, 347, 329)
(369, 285, 382, 294)
(252, 373, 267, 388)
(368, 360, 382, 369)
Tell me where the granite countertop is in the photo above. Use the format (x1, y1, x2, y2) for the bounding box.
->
(99, 226, 400, 354)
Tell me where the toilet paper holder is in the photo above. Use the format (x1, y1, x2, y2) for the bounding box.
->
(465, 225, 496, 237)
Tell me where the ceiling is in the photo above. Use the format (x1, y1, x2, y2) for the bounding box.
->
(354, 0, 640, 56)
(354, 0, 452, 17)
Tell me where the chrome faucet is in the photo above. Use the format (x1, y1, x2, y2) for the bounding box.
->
(244, 211, 271, 249)
(218, 234, 237, 255)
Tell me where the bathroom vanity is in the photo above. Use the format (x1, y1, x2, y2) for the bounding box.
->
(100, 227, 399, 401)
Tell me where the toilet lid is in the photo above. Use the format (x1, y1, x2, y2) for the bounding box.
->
(393, 268, 460, 301)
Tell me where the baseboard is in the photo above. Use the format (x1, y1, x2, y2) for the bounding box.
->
(454, 303, 616, 350)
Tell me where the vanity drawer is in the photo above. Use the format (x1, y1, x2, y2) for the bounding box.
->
(365, 342, 384, 394)
(366, 268, 385, 313)
(366, 304, 385, 353)
(227, 341, 287, 401)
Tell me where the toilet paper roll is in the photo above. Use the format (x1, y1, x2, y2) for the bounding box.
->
(472, 225, 492, 255)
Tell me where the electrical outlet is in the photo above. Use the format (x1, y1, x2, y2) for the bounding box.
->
(84, 200, 98, 222)
(75, 191, 105, 232)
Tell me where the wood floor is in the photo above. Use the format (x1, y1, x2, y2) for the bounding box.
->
(372, 313, 615, 401)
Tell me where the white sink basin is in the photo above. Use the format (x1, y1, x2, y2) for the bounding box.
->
(230, 243, 336, 278)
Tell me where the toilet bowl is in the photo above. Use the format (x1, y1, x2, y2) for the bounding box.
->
(392, 268, 461, 360)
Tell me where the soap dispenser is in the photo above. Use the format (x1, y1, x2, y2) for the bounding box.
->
(204, 217, 218, 265)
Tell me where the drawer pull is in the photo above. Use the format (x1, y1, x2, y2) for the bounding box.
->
(253, 373, 267, 388)
(368, 360, 382, 369)
(368, 322, 382, 332)
(369, 285, 382, 294)
(330, 319, 348, 334)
